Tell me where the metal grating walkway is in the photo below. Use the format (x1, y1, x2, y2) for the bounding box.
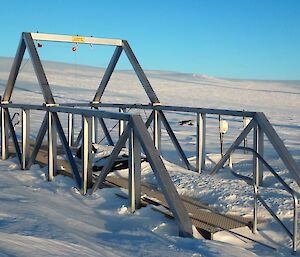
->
(105, 175, 252, 239)
(9, 143, 253, 240)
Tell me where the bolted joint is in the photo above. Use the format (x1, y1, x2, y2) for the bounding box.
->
(90, 101, 101, 108)
(1, 100, 11, 105)
(152, 102, 161, 107)
(44, 103, 59, 107)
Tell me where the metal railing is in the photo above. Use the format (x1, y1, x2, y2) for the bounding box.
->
(235, 146, 298, 253)
(1, 101, 299, 251)
(58, 101, 256, 172)
(60, 102, 300, 253)
(0, 102, 197, 238)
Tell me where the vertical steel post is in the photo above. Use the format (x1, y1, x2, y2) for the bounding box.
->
(129, 127, 141, 212)
(91, 115, 98, 143)
(21, 109, 30, 170)
(1, 107, 9, 160)
(82, 115, 92, 195)
(68, 113, 74, 147)
(119, 108, 126, 137)
(153, 109, 161, 151)
(252, 125, 259, 234)
(293, 196, 298, 253)
(243, 116, 248, 154)
(48, 112, 57, 181)
(253, 125, 264, 186)
(253, 185, 258, 234)
(196, 113, 206, 173)
(228, 154, 233, 169)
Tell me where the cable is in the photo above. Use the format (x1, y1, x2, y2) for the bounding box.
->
(97, 106, 134, 144)
(142, 108, 153, 133)
(19, 59, 29, 74)
(96, 104, 153, 145)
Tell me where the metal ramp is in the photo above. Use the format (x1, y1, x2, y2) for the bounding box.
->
(9, 142, 252, 240)
(104, 175, 252, 240)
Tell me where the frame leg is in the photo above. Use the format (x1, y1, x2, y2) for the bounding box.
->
(153, 109, 161, 151)
(253, 125, 264, 186)
(129, 127, 141, 212)
(119, 108, 126, 137)
(48, 112, 57, 181)
(196, 113, 206, 173)
(22, 109, 30, 169)
(68, 113, 74, 147)
(1, 108, 9, 160)
(82, 115, 93, 194)
(91, 115, 98, 144)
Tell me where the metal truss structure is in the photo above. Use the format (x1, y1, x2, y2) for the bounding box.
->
(1, 32, 300, 252)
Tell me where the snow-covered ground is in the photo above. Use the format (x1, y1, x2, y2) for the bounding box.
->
(0, 56, 299, 256)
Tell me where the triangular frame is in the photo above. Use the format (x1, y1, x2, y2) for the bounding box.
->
(2, 32, 163, 189)
(3, 32, 160, 105)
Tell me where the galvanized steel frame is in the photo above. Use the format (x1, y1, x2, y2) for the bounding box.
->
(1, 32, 299, 248)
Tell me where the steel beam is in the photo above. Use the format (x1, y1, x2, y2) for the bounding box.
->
(52, 112, 82, 188)
(30, 32, 123, 46)
(145, 110, 154, 128)
(1, 108, 9, 160)
(93, 46, 123, 103)
(1, 102, 255, 120)
(196, 113, 206, 173)
(129, 127, 141, 212)
(82, 116, 93, 194)
(3, 37, 26, 102)
(130, 115, 193, 237)
(6, 110, 22, 164)
(48, 112, 57, 181)
(68, 113, 74, 147)
(253, 185, 258, 234)
(27, 113, 48, 168)
(74, 129, 83, 147)
(23, 32, 55, 104)
(91, 102, 255, 118)
(255, 112, 300, 187)
(211, 118, 256, 175)
(122, 40, 160, 104)
(91, 115, 98, 143)
(119, 108, 126, 137)
(49, 105, 131, 121)
(153, 110, 161, 151)
(159, 111, 192, 170)
(253, 125, 264, 186)
(21, 109, 30, 169)
(91, 126, 129, 192)
(98, 118, 114, 146)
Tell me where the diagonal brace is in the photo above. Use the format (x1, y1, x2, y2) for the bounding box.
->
(91, 125, 129, 192)
(27, 113, 48, 168)
(159, 110, 192, 170)
(6, 109, 22, 164)
(52, 112, 82, 188)
(211, 118, 256, 175)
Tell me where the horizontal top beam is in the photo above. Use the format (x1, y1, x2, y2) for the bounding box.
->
(90, 103, 256, 117)
(30, 32, 123, 46)
(0, 103, 131, 121)
(1, 102, 256, 118)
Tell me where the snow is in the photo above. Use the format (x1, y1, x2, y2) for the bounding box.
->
(0, 158, 257, 257)
(0, 56, 299, 256)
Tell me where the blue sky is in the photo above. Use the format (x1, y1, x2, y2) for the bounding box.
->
(0, 0, 299, 80)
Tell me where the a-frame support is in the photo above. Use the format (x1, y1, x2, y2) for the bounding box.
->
(1, 33, 198, 237)
(1, 32, 164, 190)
